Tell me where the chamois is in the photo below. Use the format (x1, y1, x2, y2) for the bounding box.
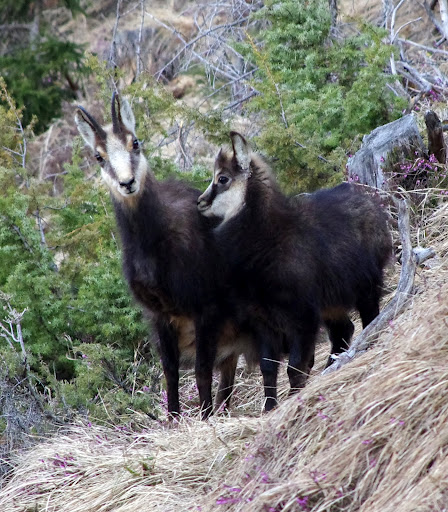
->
(75, 96, 253, 419)
(198, 132, 392, 410)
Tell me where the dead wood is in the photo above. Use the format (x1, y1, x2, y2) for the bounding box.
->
(346, 115, 427, 189)
(322, 198, 436, 376)
(425, 110, 447, 163)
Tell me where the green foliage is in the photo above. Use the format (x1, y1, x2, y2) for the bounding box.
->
(84, 56, 232, 153)
(1, 0, 88, 133)
(240, 0, 407, 192)
(0, 92, 160, 424)
(0, 60, 224, 426)
(1, 0, 83, 22)
(0, 38, 88, 133)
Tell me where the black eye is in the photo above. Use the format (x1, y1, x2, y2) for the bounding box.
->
(95, 153, 104, 163)
(218, 175, 229, 185)
(132, 139, 139, 150)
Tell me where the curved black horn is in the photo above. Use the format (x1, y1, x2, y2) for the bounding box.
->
(111, 91, 123, 134)
(77, 106, 107, 141)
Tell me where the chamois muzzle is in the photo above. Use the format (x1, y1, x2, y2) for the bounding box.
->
(119, 177, 136, 193)
(197, 193, 211, 212)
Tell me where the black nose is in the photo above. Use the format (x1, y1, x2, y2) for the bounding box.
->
(119, 177, 135, 188)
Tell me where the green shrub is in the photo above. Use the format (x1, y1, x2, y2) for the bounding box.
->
(239, 0, 407, 192)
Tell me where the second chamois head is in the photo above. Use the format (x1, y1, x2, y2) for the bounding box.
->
(197, 131, 272, 222)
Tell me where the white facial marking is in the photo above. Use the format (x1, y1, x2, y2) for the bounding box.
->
(208, 179, 247, 223)
(106, 137, 133, 183)
(99, 129, 148, 201)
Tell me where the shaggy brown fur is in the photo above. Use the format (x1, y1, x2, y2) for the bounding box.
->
(198, 132, 392, 409)
(75, 97, 256, 419)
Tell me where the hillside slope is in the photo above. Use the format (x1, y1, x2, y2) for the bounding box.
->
(0, 196, 447, 511)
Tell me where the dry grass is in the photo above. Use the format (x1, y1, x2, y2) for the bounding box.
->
(0, 195, 447, 511)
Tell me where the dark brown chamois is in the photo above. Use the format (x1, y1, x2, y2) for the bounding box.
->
(198, 131, 392, 411)
(75, 96, 254, 419)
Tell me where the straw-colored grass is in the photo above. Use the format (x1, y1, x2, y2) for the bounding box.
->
(0, 195, 447, 512)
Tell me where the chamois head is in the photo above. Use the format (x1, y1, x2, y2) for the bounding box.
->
(197, 131, 253, 222)
(75, 93, 148, 201)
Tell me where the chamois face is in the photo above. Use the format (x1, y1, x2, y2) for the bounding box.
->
(197, 131, 251, 223)
(75, 93, 147, 202)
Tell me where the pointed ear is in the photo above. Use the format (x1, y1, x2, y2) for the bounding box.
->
(112, 93, 136, 134)
(230, 131, 250, 172)
(119, 97, 136, 133)
(75, 109, 97, 150)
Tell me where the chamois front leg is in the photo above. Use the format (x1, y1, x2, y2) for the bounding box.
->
(156, 316, 181, 419)
(255, 325, 281, 412)
(195, 310, 220, 420)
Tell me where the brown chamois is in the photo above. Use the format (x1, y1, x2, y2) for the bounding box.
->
(75, 96, 254, 419)
(198, 131, 392, 411)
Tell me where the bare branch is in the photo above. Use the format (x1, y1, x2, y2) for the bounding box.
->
(328, 0, 338, 31)
(395, 61, 434, 92)
(390, 0, 407, 39)
(108, 0, 123, 71)
(8, 223, 33, 254)
(423, 0, 446, 36)
(0, 23, 33, 31)
(222, 91, 258, 112)
(145, 10, 248, 83)
(135, 0, 145, 79)
(392, 17, 423, 43)
(439, 0, 448, 40)
(397, 36, 448, 55)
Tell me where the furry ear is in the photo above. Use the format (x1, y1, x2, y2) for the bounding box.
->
(230, 131, 250, 173)
(75, 109, 97, 150)
(119, 97, 136, 133)
(112, 93, 136, 134)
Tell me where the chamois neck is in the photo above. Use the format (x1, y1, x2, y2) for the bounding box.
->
(112, 172, 168, 249)
(246, 164, 282, 218)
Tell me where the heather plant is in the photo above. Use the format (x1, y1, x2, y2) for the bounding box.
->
(238, 0, 407, 192)
(390, 153, 448, 192)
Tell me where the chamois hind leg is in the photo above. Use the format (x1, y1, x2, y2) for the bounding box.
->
(356, 288, 381, 328)
(287, 316, 319, 394)
(195, 309, 220, 420)
(324, 315, 355, 368)
(156, 316, 180, 419)
(215, 353, 239, 413)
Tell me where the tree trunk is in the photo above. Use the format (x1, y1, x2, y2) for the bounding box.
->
(328, 0, 338, 29)
(346, 114, 426, 190)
